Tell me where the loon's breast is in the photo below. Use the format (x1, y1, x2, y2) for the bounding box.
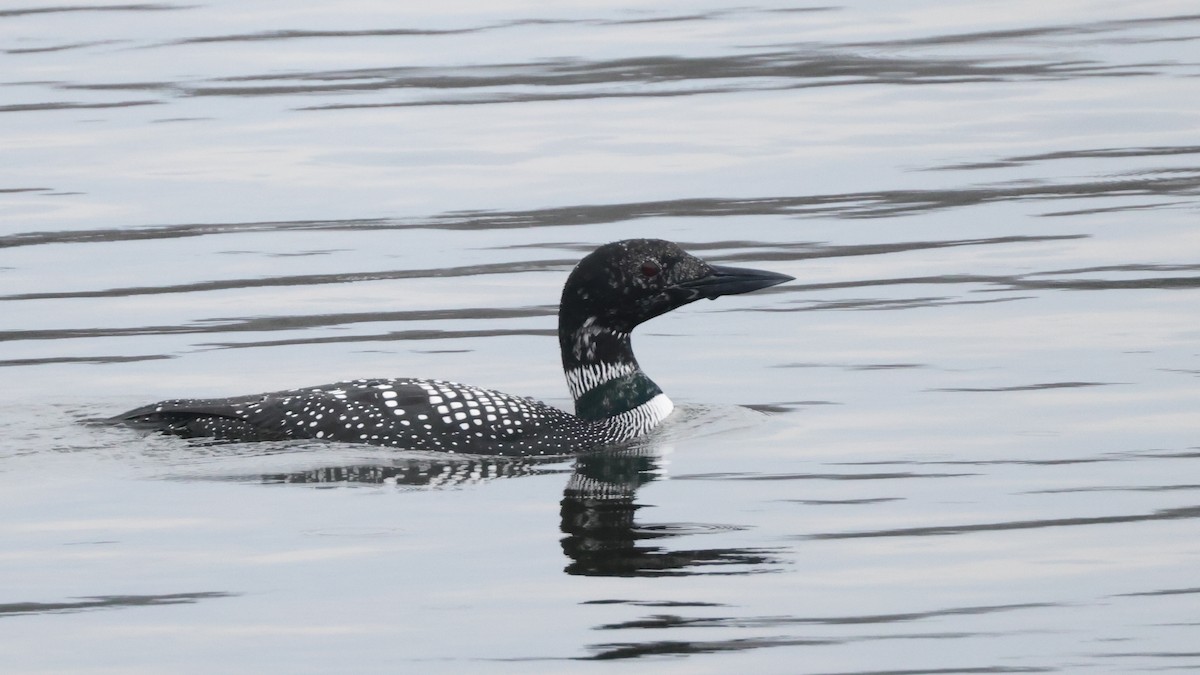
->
(120, 377, 671, 456)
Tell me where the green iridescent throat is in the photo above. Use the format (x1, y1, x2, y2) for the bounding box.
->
(573, 371, 662, 421)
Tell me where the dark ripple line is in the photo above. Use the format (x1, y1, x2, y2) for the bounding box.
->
(0, 259, 572, 301)
(160, 18, 590, 46)
(1114, 586, 1200, 597)
(150, 13, 766, 49)
(604, 10, 737, 26)
(585, 635, 1045, 663)
(63, 37, 1182, 106)
(829, 446, 1200, 470)
(1025, 484, 1200, 494)
(1091, 651, 1200, 658)
(930, 381, 1115, 392)
(297, 64, 1167, 110)
(770, 264, 1200, 297)
(136, 8, 1199, 55)
(1131, 449, 1200, 460)
(742, 400, 841, 413)
(302, 86, 750, 109)
(583, 599, 727, 608)
(1039, 198, 1192, 216)
(844, 12, 1200, 48)
(777, 295, 1031, 312)
(585, 636, 837, 660)
(803, 505, 1200, 540)
(676, 471, 976, 481)
(0, 218, 390, 249)
(171, 27, 484, 44)
(59, 81, 175, 93)
(714, 236, 1086, 263)
(179, 51, 1173, 101)
(1005, 277, 1200, 290)
(930, 144, 1200, 171)
(197, 327, 556, 350)
(1038, 263, 1200, 275)
(832, 454, 1126, 467)
(0, 354, 171, 368)
(598, 602, 1054, 630)
(0, 591, 234, 617)
(0, 3, 186, 18)
(0, 100, 161, 113)
(4, 40, 122, 55)
(0, 306, 554, 342)
(784, 497, 901, 505)
(801, 662, 1056, 667)
(156, 8, 804, 46)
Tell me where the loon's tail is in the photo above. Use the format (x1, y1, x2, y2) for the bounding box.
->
(112, 398, 287, 441)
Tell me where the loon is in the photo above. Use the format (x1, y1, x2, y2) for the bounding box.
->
(115, 239, 792, 456)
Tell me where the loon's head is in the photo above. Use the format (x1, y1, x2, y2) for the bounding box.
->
(557, 239, 793, 411)
(558, 239, 794, 337)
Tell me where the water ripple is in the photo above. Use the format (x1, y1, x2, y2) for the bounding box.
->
(0, 591, 236, 618)
(804, 505, 1200, 540)
(0, 4, 186, 19)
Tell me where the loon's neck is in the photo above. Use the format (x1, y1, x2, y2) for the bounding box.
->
(559, 319, 670, 422)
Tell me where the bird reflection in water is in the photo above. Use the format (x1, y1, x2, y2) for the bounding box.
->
(259, 447, 778, 577)
(559, 451, 777, 576)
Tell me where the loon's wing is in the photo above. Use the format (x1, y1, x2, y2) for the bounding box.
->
(115, 380, 436, 442)
(113, 378, 582, 452)
(116, 377, 615, 455)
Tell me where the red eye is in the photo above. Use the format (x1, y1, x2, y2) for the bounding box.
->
(640, 261, 660, 278)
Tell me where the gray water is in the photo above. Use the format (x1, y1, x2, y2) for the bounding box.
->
(2, 1, 1199, 672)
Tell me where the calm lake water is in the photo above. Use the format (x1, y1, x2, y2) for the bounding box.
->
(2, 1, 1199, 672)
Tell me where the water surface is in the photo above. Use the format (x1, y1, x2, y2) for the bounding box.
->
(2, 1, 1199, 672)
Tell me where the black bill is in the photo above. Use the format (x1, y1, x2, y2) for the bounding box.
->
(676, 263, 795, 300)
